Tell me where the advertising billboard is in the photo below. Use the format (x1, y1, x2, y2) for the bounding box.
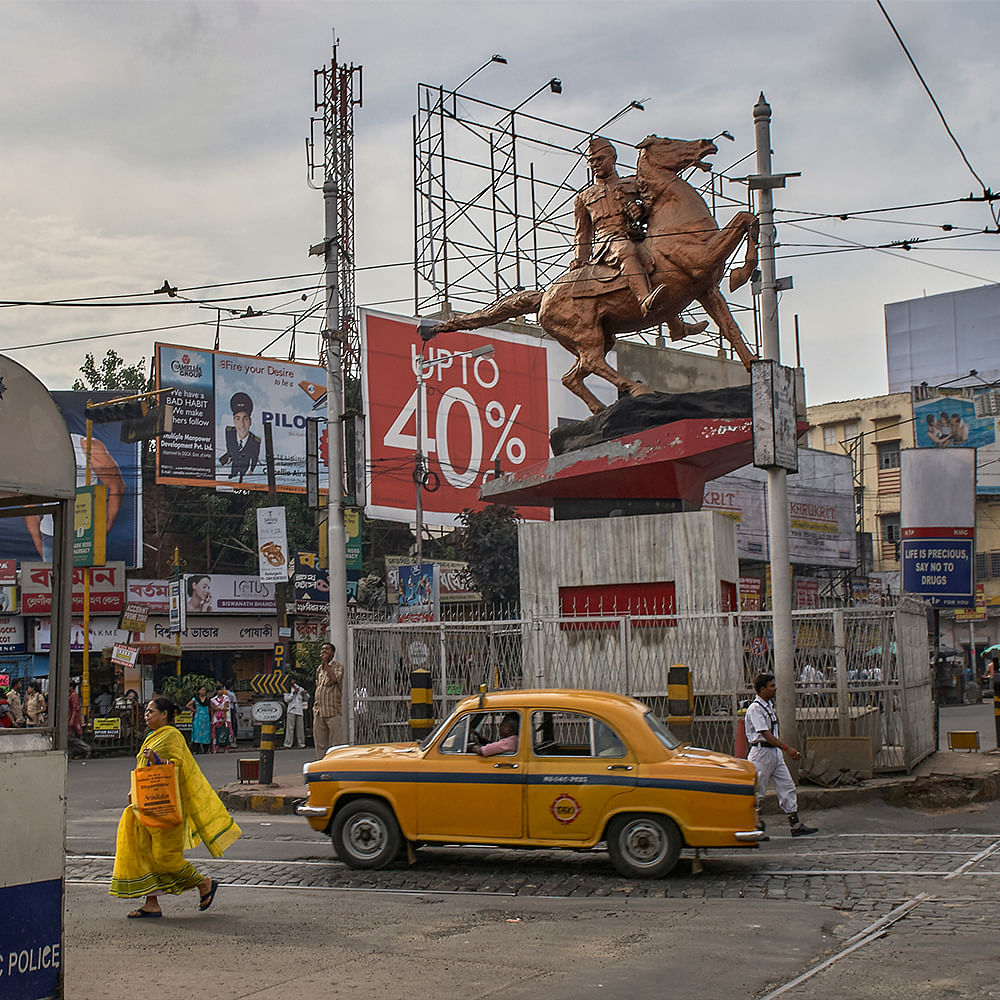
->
(360, 309, 616, 526)
(0, 391, 143, 567)
(900, 448, 975, 607)
(155, 343, 327, 493)
(886, 284, 1000, 394)
(702, 474, 856, 568)
(911, 383, 1000, 494)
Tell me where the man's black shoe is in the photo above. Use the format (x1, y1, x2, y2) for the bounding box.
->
(790, 823, 818, 837)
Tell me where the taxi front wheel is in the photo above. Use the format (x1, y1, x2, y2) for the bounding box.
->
(606, 814, 681, 878)
(331, 798, 402, 870)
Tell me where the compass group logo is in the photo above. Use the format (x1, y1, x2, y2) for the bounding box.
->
(170, 352, 203, 380)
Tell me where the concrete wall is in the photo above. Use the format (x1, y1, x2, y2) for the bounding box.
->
(519, 510, 739, 617)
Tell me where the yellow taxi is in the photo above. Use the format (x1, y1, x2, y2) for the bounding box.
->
(297, 689, 763, 878)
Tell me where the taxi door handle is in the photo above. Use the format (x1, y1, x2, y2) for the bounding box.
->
(607, 764, 633, 771)
(493, 761, 519, 769)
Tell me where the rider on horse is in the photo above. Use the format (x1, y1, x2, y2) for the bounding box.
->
(570, 136, 668, 319)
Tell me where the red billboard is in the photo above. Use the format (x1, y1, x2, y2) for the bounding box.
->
(362, 310, 588, 525)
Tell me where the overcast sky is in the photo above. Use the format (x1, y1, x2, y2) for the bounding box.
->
(2, 0, 998, 405)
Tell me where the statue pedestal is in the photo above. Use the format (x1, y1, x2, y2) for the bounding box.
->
(482, 415, 758, 517)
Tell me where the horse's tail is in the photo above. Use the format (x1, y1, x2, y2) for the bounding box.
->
(422, 289, 544, 338)
(728, 214, 760, 293)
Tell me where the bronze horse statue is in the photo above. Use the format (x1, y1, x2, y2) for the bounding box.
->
(426, 135, 760, 414)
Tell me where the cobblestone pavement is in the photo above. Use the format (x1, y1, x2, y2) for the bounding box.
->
(67, 831, 1000, 916)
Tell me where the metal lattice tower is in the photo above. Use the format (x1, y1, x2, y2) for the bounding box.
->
(308, 43, 363, 380)
(413, 82, 759, 361)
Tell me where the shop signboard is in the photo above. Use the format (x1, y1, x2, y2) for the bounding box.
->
(0, 616, 26, 654)
(293, 552, 329, 615)
(739, 577, 762, 612)
(181, 574, 276, 614)
(361, 308, 615, 527)
(384, 555, 481, 604)
(128, 579, 171, 614)
(20, 562, 126, 615)
(92, 717, 123, 740)
(146, 617, 279, 650)
(111, 643, 139, 668)
(154, 343, 327, 494)
(73, 484, 107, 567)
(0, 585, 17, 614)
(256, 507, 289, 584)
(703, 473, 856, 567)
(34, 618, 122, 653)
(0, 559, 16, 585)
(396, 564, 439, 623)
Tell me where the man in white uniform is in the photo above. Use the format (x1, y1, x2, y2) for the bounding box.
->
(745, 673, 817, 837)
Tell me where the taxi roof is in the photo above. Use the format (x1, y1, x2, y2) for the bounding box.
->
(453, 688, 649, 719)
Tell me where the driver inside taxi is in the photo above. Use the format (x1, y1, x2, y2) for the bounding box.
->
(474, 712, 519, 756)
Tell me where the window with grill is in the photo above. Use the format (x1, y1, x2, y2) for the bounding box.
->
(823, 425, 837, 447)
(877, 441, 901, 470)
(976, 553, 988, 580)
(843, 420, 861, 442)
(990, 551, 1000, 578)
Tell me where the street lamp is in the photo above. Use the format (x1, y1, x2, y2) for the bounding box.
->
(455, 53, 507, 93)
(413, 342, 496, 570)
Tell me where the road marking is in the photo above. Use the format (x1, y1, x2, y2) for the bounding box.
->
(755, 837, 1000, 999)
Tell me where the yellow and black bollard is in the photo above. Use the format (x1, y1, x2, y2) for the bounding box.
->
(258, 723, 275, 784)
(410, 669, 434, 741)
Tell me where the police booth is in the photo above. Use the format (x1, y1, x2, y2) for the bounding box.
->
(0, 355, 75, 1000)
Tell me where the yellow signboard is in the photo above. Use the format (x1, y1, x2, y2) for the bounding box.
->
(73, 484, 107, 567)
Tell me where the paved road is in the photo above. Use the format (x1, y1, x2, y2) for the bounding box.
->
(63, 713, 1000, 998)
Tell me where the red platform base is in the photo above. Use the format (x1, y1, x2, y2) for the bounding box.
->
(482, 417, 805, 509)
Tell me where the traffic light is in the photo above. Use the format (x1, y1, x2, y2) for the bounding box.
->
(86, 400, 146, 423)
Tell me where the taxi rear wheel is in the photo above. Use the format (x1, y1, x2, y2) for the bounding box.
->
(331, 799, 402, 869)
(606, 813, 681, 878)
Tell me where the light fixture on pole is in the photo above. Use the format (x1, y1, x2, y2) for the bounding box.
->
(455, 53, 507, 93)
(588, 99, 645, 140)
(413, 342, 496, 571)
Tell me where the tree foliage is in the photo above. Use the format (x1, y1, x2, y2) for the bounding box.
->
(455, 505, 521, 604)
(72, 350, 147, 393)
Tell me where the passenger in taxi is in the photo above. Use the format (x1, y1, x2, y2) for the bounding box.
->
(475, 713, 519, 756)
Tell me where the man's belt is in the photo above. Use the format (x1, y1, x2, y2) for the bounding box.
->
(749, 741, 778, 748)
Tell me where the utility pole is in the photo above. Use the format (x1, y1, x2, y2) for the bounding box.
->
(751, 93, 798, 754)
(309, 43, 362, 737)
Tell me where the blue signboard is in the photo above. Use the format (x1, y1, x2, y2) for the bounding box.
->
(900, 536, 974, 607)
(0, 878, 62, 1000)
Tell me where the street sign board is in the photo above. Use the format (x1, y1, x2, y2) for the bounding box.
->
(250, 671, 290, 696)
(251, 700, 283, 724)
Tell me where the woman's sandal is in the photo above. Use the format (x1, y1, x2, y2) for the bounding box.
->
(127, 908, 162, 919)
(198, 879, 219, 912)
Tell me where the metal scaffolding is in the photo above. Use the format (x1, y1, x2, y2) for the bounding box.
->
(412, 82, 759, 361)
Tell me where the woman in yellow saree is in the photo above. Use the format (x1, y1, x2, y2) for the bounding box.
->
(110, 697, 242, 918)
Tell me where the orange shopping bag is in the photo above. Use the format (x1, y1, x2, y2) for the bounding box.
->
(131, 762, 183, 828)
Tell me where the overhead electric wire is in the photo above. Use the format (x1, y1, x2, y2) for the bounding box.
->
(876, 0, 999, 228)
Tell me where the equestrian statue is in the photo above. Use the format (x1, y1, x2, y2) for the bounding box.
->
(425, 134, 760, 415)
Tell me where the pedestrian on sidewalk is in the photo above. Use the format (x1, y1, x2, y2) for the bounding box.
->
(6, 678, 25, 726)
(745, 673, 817, 837)
(186, 685, 212, 754)
(312, 642, 344, 752)
(210, 683, 230, 752)
(25, 682, 46, 726)
(68, 680, 91, 759)
(283, 678, 308, 749)
(110, 696, 241, 918)
(226, 679, 240, 749)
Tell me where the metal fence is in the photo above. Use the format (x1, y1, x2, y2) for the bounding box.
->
(347, 599, 933, 773)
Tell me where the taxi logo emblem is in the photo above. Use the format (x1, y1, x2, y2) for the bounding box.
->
(550, 793, 581, 825)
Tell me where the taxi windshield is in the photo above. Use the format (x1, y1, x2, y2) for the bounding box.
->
(419, 715, 449, 751)
(644, 711, 681, 750)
